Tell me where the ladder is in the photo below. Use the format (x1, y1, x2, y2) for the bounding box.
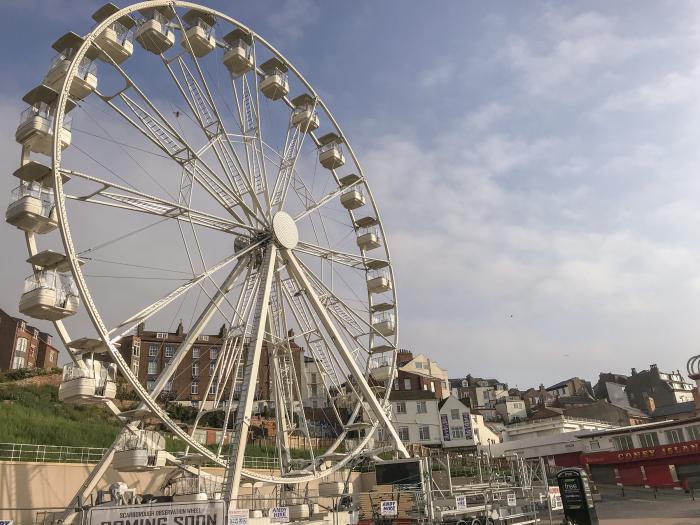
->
(218, 138, 249, 197)
(270, 128, 301, 206)
(180, 58, 216, 128)
(123, 96, 184, 156)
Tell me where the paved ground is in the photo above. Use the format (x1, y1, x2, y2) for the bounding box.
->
(541, 490, 700, 524)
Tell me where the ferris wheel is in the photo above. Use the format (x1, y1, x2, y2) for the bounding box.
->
(7, 0, 408, 510)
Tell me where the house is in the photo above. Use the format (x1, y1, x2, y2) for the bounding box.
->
(594, 372, 629, 403)
(546, 377, 593, 399)
(300, 355, 329, 409)
(389, 390, 441, 447)
(438, 395, 500, 449)
(522, 385, 554, 412)
(494, 396, 527, 423)
(448, 377, 471, 401)
(626, 364, 695, 413)
(396, 350, 449, 399)
(458, 374, 509, 410)
(0, 308, 60, 371)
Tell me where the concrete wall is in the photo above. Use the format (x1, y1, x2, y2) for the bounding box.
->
(0, 462, 368, 525)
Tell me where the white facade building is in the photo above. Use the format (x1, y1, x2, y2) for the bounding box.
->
(495, 397, 527, 423)
(400, 353, 450, 399)
(438, 395, 500, 448)
(390, 392, 441, 446)
(300, 355, 329, 409)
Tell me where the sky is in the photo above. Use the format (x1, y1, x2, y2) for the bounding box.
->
(2, 1, 700, 390)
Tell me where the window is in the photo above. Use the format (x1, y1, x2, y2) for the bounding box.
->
(210, 348, 218, 360)
(394, 380, 399, 391)
(132, 340, 141, 357)
(209, 361, 216, 375)
(165, 345, 174, 358)
(209, 383, 216, 395)
(417, 401, 427, 413)
(191, 382, 199, 395)
(638, 432, 660, 448)
(687, 425, 700, 441)
(192, 362, 199, 377)
(165, 379, 173, 392)
(395, 401, 407, 414)
(418, 426, 430, 441)
(398, 426, 409, 441)
(147, 360, 158, 375)
(156, 332, 168, 339)
(415, 362, 423, 369)
(666, 429, 684, 444)
(589, 440, 600, 450)
(612, 435, 634, 451)
(192, 347, 200, 359)
(12, 338, 28, 369)
(430, 381, 435, 392)
(147, 380, 155, 391)
(404, 378, 411, 390)
(461, 380, 468, 387)
(451, 408, 460, 420)
(451, 426, 464, 439)
(148, 344, 158, 357)
(311, 373, 317, 384)
(423, 383, 428, 391)
(199, 335, 209, 341)
(131, 361, 139, 375)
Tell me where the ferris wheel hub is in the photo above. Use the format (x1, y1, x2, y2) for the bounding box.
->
(272, 211, 299, 249)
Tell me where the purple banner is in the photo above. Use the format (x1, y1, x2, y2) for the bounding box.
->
(441, 414, 451, 441)
(463, 412, 473, 439)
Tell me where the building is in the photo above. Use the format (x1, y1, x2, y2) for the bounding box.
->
(300, 355, 329, 409)
(522, 385, 554, 412)
(396, 350, 449, 399)
(390, 390, 441, 447)
(438, 395, 500, 449)
(650, 401, 697, 422)
(457, 374, 509, 411)
(0, 308, 60, 372)
(546, 377, 593, 399)
(118, 322, 305, 409)
(626, 364, 695, 413)
(580, 417, 700, 489)
(494, 396, 527, 423)
(448, 377, 471, 401)
(564, 400, 649, 427)
(593, 372, 629, 403)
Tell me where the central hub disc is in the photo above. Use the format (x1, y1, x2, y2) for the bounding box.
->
(272, 211, 299, 249)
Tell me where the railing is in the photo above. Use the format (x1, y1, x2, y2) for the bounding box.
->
(0, 442, 281, 470)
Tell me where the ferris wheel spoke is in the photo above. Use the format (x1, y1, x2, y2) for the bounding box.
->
(61, 169, 254, 235)
(294, 176, 365, 222)
(107, 241, 263, 341)
(294, 241, 377, 270)
(269, 97, 319, 210)
(282, 249, 408, 457)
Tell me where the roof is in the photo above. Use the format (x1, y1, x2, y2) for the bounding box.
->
(437, 395, 470, 410)
(547, 379, 572, 391)
(389, 390, 439, 401)
(555, 395, 596, 406)
(583, 415, 700, 438)
(651, 401, 696, 418)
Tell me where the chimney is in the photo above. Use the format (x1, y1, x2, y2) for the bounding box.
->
(176, 321, 184, 337)
(693, 387, 700, 412)
(631, 368, 637, 375)
(137, 322, 145, 335)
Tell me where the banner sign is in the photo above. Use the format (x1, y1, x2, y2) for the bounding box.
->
(0, 521, 14, 525)
(462, 412, 473, 439)
(548, 487, 563, 510)
(441, 414, 451, 441)
(88, 501, 225, 525)
(270, 507, 289, 523)
(227, 510, 249, 525)
(455, 494, 468, 511)
(380, 501, 397, 516)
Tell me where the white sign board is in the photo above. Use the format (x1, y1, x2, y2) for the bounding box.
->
(0, 520, 14, 525)
(507, 493, 517, 507)
(380, 500, 398, 517)
(548, 486, 563, 510)
(228, 509, 249, 525)
(270, 507, 289, 523)
(88, 501, 225, 525)
(455, 495, 468, 511)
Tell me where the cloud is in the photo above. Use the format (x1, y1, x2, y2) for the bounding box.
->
(265, 0, 321, 43)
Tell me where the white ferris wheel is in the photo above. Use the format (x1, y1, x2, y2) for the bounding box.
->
(7, 0, 408, 511)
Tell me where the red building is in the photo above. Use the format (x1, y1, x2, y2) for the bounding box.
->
(0, 308, 60, 371)
(580, 417, 700, 489)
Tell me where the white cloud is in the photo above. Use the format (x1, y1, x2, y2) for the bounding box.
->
(265, 0, 321, 43)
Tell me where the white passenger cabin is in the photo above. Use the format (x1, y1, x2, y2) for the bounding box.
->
(19, 265, 79, 321)
(340, 183, 365, 211)
(367, 267, 392, 294)
(135, 6, 175, 54)
(357, 225, 381, 251)
(369, 356, 393, 382)
(181, 9, 216, 57)
(113, 430, 168, 472)
(58, 359, 117, 403)
(291, 93, 320, 132)
(15, 85, 74, 156)
(318, 132, 345, 170)
(372, 311, 395, 336)
(222, 28, 254, 75)
(260, 57, 289, 100)
(92, 3, 136, 65)
(43, 32, 99, 101)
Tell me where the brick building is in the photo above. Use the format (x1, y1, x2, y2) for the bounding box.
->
(0, 308, 60, 371)
(118, 321, 305, 408)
